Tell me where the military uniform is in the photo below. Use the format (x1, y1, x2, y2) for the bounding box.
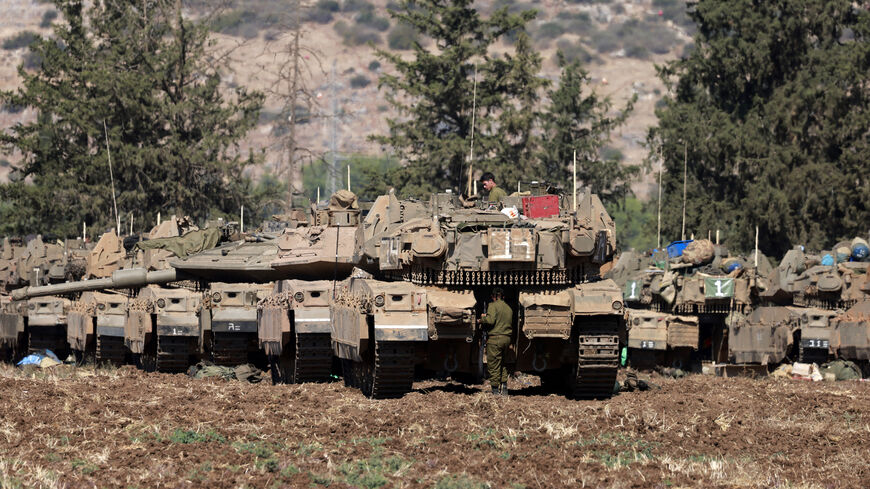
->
(486, 185, 507, 203)
(481, 298, 513, 393)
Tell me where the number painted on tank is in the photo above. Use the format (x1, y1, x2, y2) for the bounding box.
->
(714, 280, 725, 297)
(227, 322, 239, 331)
(630, 282, 638, 299)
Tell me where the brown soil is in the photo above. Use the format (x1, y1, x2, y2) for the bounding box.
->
(1, 365, 868, 489)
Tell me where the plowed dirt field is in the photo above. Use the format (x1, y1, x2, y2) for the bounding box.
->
(1, 364, 868, 489)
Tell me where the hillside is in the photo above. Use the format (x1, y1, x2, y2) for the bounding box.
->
(0, 0, 691, 198)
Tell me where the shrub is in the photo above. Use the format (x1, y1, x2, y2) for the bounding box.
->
(535, 22, 565, 40)
(355, 9, 390, 32)
(316, 0, 341, 12)
(368, 60, 381, 71)
(335, 22, 381, 46)
(2, 31, 38, 50)
(349, 74, 371, 89)
(342, 0, 373, 12)
(387, 23, 417, 50)
(307, 8, 334, 24)
(555, 39, 595, 64)
(40, 10, 58, 28)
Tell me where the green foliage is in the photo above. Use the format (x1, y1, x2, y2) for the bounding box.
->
(2, 31, 38, 50)
(302, 154, 401, 202)
(554, 39, 595, 65)
(317, 0, 341, 12)
(350, 74, 371, 88)
(356, 8, 391, 31)
(0, 0, 265, 237)
(534, 21, 565, 41)
(537, 54, 637, 202)
(434, 474, 489, 489)
(650, 0, 870, 255)
(386, 22, 418, 50)
(167, 429, 226, 444)
(373, 0, 549, 198)
(334, 20, 382, 45)
(40, 10, 58, 28)
(606, 196, 657, 251)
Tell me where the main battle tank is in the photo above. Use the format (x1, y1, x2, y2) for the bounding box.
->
(748, 244, 870, 364)
(612, 241, 766, 369)
(329, 186, 625, 399)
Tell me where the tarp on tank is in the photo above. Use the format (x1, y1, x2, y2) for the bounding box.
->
(133, 228, 221, 258)
(66, 310, 91, 352)
(518, 291, 572, 308)
(258, 306, 290, 356)
(125, 311, 151, 354)
(427, 290, 476, 324)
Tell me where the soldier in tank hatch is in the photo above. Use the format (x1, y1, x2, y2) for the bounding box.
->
(481, 287, 513, 396)
(480, 172, 506, 203)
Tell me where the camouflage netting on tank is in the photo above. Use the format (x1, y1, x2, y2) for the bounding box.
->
(0, 313, 20, 347)
(67, 310, 91, 351)
(257, 292, 294, 309)
(258, 306, 290, 356)
(126, 298, 154, 354)
(64, 258, 87, 282)
(133, 227, 221, 258)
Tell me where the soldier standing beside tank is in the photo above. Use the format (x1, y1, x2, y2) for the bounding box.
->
(481, 287, 513, 396)
(480, 172, 507, 203)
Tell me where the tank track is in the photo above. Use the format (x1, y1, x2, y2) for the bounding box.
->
(156, 335, 194, 372)
(572, 318, 620, 400)
(27, 326, 68, 357)
(96, 335, 126, 365)
(211, 333, 253, 366)
(344, 341, 415, 399)
(290, 332, 333, 383)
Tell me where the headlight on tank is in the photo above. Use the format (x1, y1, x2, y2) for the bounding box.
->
(156, 298, 166, 308)
(212, 292, 222, 303)
(294, 292, 304, 303)
(374, 294, 385, 307)
(612, 300, 623, 310)
(801, 313, 808, 324)
(97, 303, 106, 310)
(633, 317, 640, 326)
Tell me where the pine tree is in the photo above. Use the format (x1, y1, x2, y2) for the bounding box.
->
(538, 53, 636, 202)
(372, 0, 541, 197)
(0, 0, 264, 237)
(651, 0, 870, 255)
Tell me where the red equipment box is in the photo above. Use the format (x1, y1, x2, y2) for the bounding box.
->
(521, 195, 560, 218)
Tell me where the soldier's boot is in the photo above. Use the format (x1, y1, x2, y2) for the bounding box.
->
(499, 382, 508, 396)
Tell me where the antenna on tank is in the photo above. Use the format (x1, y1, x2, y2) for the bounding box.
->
(103, 120, 120, 236)
(657, 147, 663, 249)
(465, 65, 478, 196)
(573, 150, 577, 212)
(681, 144, 687, 241)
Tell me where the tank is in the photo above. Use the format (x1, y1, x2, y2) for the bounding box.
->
(611, 242, 765, 369)
(750, 245, 870, 364)
(199, 282, 272, 365)
(329, 187, 625, 399)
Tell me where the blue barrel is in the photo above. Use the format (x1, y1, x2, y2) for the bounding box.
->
(852, 238, 869, 260)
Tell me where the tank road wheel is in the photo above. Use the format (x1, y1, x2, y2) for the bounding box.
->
(572, 318, 620, 400)
(359, 341, 415, 399)
(96, 335, 126, 366)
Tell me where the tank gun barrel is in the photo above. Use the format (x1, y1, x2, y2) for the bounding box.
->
(11, 268, 183, 300)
